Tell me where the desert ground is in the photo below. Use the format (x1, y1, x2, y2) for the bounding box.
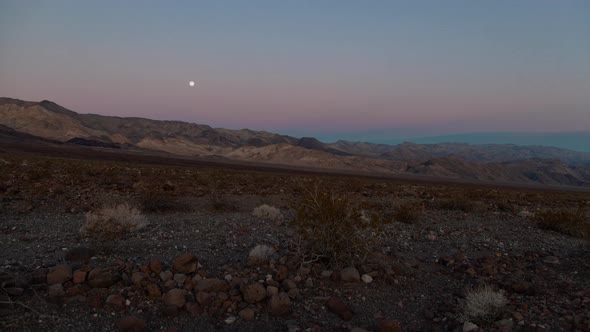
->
(0, 151, 589, 332)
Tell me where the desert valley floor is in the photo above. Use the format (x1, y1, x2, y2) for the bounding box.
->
(0, 149, 589, 332)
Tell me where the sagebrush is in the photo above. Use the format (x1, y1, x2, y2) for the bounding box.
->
(293, 183, 382, 267)
(80, 203, 147, 240)
(463, 285, 507, 322)
(252, 204, 283, 221)
(534, 208, 589, 239)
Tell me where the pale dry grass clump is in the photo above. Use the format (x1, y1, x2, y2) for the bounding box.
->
(464, 285, 507, 322)
(247, 244, 276, 266)
(252, 204, 283, 221)
(80, 203, 147, 240)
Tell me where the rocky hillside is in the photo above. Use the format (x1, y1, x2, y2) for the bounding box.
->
(1, 97, 589, 187)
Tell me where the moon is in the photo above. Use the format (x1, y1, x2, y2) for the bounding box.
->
(189, 81, 195, 87)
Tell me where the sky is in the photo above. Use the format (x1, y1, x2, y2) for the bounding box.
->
(1, 1, 589, 142)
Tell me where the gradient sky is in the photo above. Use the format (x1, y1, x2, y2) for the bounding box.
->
(1, 1, 589, 140)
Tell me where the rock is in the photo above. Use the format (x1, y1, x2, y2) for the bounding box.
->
(160, 271, 173, 282)
(88, 268, 121, 288)
(73, 270, 87, 284)
(196, 291, 212, 305)
(172, 254, 198, 274)
(361, 274, 373, 283)
(47, 265, 72, 285)
(47, 284, 64, 297)
(495, 319, 513, 328)
(173, 274, 187, 285)
(340, 267, 360, 283)
(106, 294, 125, 307)
(146, 284, 162, 299)
(377, 320, 402, 332)
(195, 278, 226, 292)
(64, 247, 94, 263)
(268, 292, 292, 316)
(115, 316, 147, 332)
(326, 297, 353, 321)
(287, 288, 300, 299)
(282, 279, 297, 291)
(185, 302, 203, 317)
(224, 274, 233, 282)
(224, 316, 237, 324)
(512, 312, 523, 321)
(131, 272, 146, 285)
(462, 321, 478, 332)
(321, 270, 333, 278)
(149, 259, 163, 274)
(31, 268, 48, 284)
(275, 265, 289, 281)
(267, 286, 279, 297)
(543, 256, 559, 265)
(242, 283, 266, 303)
(239, 307, 256, 320)
(163, 289, 187, 308)
(512, 281, 530, 294)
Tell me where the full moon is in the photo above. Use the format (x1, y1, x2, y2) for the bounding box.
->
(189, 81, 195, 87)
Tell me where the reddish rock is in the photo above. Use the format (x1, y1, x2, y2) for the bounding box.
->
(239, 307, 256, 320)
(146, 284, 162, 299)
(326, 297, 353, 321)
(275, 265, 289, 281)
(131, 272, 146, 285)
(73, 270, 87, 284)
(47, 284, 64, 297)
(241, 283, 266, 304)
(88, 268, 121, 288)
(106, 294, 125, 307)
(377, 320, 402, 332)
(47, 265, 72, 285)
(149, 259, 163, 274)
(172, 254, 197, 274)
(163, 289, 187, 308)
(340, 267, 360, 283)
(186, 302, 203, 317)
(268, 292, 291, 316)
(195, 278, 226, 292)
(115, 316, 146, 332)
(65, 247, 94, 263)
(196, 291, 213, 305)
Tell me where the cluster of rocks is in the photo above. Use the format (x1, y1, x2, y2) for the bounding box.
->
(11, 248, 403, 331)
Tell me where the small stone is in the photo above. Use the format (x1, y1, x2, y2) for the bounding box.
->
(131, 272, 146, 285)
(495, 319, 513, 328)
(282, 279, 296, 291)
(275, 265, 289, 281)
(195, 278, 226, 292)
(47, 284, 64, 297)
(88, 268, 120, 288)
(242, 283, 266, 303)
(361, 274, 373, 283)
(149, 259, 163, 274)
(64, 247, 94, 263)
(268, 292, 292, 316)
(287, 288, 300, 299)
(115, 316, 147, 332)
(542, 256, 559, 265)
(340, 267, 360, 283)
(321, 270, 333, 278)
(224, 274, 233, 282)
(512, 281, 530, 294)
(47, 265, 72, 285)
(326, 297, 353, 321)
(172, 254, 198, 274)
(173, 274, 187, 285)
(463, 321, 478, 332)
(160, 271, 173, 282)
(239, 307, 255, 320)
(106, 294, 125, 307)
(377, 319, 402, 332)
(73, 270, 87, 284)
(163, 289, 187, 308)
(146, 284, 162, 299)
(267, 286, 279, 297)
(224, 316, 237, 324)
(513, 312, 523, 321)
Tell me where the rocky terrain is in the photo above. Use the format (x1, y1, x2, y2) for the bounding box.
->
(0, 153, 589, 331)
(1, 97, 590, 187)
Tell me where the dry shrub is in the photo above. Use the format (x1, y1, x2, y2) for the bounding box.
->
(293, 183, 382, 267)
(392, 200, 424, 223)
(247, 244, 276, 266)
(252, 204, 283, 221)
(534, 208, 589, 239)
(141, 193, 188, 212)
(210, 195, 239, 212)
(80, 203, 147, 240)
(435, 195, 477, 212)
(464, 285, 507, 322)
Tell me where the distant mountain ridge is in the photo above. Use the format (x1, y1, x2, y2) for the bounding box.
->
(1, 97, 589, 187)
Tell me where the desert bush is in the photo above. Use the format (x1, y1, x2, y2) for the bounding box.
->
(534, 208, 589, 239)
(210, 195, 239, 212)
(392, 199, 424, 223)
(435, 195, 477, 212)
(247, 244, 276, 266)
(293, 183, 382, 267)
(252, 204, 283, 221)
(464, 285, 507, 322)
(80, 203, 147, 240)
(141, 193, 188, 212)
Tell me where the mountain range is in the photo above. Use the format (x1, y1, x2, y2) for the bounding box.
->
(1, 97, 589, 188)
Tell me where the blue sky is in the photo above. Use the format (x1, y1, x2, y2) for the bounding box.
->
(1, 1, 589, 141)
